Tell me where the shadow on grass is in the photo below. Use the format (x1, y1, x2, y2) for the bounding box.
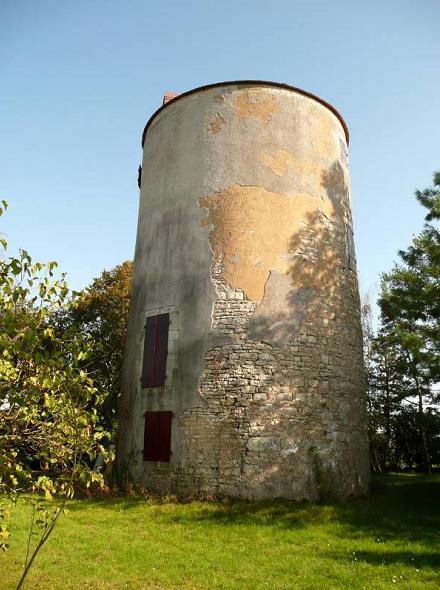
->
(67, 474, 440, 544)
(157, 474, 438, 529)
(62, 475, 440, 572)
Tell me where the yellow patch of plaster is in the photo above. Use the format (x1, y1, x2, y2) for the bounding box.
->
(208, 114, 225, 134)
(232, 88, 277, 125)
(260, 149, 327, 181)
(199, 184, 335, 301)
(260, 149, 295, 176)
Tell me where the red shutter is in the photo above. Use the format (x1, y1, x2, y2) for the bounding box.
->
(141, 316, 156, 388)
(143, 411, 172, 462)
(155, 314, 169, 386)
(141, 313, 169, 388)
(143, 411, 160, 461)
(158, 411, 172, 461)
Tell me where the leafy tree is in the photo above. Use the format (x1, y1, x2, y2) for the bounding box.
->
(56, 261, 132, 436)
(362, 297, 410, 471)
(0, 201, 111, 588)
(392, 405, 440, 470)
(378, 171, 440, 473)
(380, 171, 440, 382)
(361, 296, 383, 470)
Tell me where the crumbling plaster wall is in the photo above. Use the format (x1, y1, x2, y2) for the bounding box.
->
(118, 83, 370, 499)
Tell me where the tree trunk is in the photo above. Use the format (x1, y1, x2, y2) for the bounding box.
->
(383, 355, 392, 469)
(418, 391, 431, 475)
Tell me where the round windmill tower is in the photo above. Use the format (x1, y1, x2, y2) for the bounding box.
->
(117, 81, 370, 500)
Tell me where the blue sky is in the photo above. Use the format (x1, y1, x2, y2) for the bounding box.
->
(1, 0, 439, 313)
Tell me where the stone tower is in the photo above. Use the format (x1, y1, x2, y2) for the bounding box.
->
(117, 81, 370, 500)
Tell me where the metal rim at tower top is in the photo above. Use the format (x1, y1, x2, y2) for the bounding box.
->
(118, 80, 370, 501)
(141, 80, 350, 147)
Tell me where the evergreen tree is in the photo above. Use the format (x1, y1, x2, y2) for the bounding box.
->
(378, 171, 440, 473)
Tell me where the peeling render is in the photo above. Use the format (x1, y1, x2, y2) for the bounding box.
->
(198, 184, 335, 301)
(117, 82, 370, 500)
(208, 113, 225, 134)
(260, 148, 325, 181)
(232, 87, 278, 124)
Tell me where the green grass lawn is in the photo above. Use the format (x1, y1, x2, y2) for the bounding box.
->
(1, 474, 439, 590)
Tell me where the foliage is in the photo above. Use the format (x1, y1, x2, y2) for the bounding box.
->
(0, 201, 111, 587)
(309, 446, 327, 500)
(1, 474, 439, 590)
(379, 172, 440, 386)
(55, 261, 132, 437)
(364, 171, 440, 473)
(362, 298, 404, 471)
(391, 406, 440, 469)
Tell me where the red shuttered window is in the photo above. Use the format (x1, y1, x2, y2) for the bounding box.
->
(141, 313, 169, 388)
(143, 411, 173, 462)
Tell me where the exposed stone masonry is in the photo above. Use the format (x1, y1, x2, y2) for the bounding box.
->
(171, 208, 368, 500)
